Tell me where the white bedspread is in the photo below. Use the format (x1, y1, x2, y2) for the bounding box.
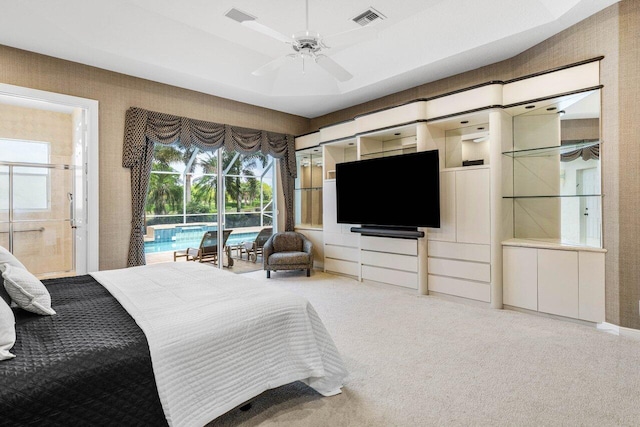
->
(90, 262, 347, 427)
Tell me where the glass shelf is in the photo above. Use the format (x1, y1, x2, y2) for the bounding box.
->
(502, 139, 600, 158)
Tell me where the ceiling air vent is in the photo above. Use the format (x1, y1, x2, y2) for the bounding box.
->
(351, 7, 386, 27)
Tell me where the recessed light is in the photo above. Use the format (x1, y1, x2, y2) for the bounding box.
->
(525, 105, 535, 109)
(546, 107, 557, 111)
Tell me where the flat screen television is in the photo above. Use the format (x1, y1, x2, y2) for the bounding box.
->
(335, 149, 440, 229)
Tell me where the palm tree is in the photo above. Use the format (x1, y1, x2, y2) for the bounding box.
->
(193, 152, 218, 210)
(226, 152, 268, 212)
(153, 144, 198, 204)
(146, 164, 181, 215)
(192, 150, 271, 219)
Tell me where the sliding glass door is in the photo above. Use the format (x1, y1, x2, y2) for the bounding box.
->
(0, 149, 76, 278)
(144, 144, 276, 266)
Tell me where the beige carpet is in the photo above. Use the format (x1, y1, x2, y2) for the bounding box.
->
(206, 270, 640, 427)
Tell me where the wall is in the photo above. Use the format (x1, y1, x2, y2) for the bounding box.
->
(0, 45, 310, 271)
(310, 1, 640, 329)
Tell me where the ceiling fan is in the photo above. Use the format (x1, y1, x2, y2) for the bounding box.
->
(225, 1, 380, 82)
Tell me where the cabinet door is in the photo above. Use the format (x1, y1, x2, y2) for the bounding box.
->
(456, 168, 490, 244)
(322, 180, 340, 234)
(503, 246, 538, 311)
(537, 249, 579, 319)
(428, 170, 456, 242)
(578, 251, 605, 322)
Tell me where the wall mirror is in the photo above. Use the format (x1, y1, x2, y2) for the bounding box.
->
(505, 89, 602, 247)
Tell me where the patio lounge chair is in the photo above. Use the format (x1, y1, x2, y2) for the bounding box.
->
(240, 227, 272, 263)
(174, 229, 234, 267)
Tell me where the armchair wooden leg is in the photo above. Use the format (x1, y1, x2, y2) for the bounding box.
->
(266, 270, 270, 278)
(306, 269, 310, 277)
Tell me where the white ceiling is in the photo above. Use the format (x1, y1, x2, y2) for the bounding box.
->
(0, 0, 618, 118)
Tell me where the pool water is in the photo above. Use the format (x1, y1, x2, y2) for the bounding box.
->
(144, 231, 258, 254)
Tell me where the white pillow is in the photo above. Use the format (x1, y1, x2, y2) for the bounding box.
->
(0, 298, 16, 360)
(0, 245, 27, 270)
(1, 264, 56, 316)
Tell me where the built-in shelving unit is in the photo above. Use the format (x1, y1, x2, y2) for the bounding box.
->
(293, 57, 605, 319)
(294, 147, 323, 229)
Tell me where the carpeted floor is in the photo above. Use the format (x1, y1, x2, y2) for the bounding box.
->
(205, 269, 640, 427)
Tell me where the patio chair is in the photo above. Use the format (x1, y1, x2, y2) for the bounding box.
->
(241, 227, 272, 263)
(174, 229, 234, 267)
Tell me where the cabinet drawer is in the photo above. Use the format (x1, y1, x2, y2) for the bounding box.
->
(428, 275, 490, 302)
(362, 265, 418, 289)
(428, 241, 490, 262)
(360, 235, 417, 255)
(361, 250, 417, 272)
(324, 231, 359, 247)
(428, 258, 490, 282)
(324, 244, 359, 262)
(324, 258, 359, 277)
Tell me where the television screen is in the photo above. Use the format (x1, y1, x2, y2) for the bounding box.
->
(335, 149, 440, 228)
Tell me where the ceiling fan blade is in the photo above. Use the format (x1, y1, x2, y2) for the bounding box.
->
(321, 25, 374, 48)
(225, 8, 292, 44)
(243, 21, 293, 44)
(252, 55, 293, 77)
(315, 55, 353, 82)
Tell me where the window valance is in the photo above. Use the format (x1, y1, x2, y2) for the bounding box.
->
(122, 107, 296, 267)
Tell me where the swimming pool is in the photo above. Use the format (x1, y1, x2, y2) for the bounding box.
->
(144, 231, 258, 253)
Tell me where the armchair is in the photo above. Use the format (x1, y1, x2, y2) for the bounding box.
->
(263, 231, 313, 278)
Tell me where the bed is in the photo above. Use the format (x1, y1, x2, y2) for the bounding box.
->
(0, 262, 348, 426)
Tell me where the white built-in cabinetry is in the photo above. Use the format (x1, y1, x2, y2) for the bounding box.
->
(503, 243, 605, 322)
(322, 179, 360, 277)
(294, 57, 605, 323)
(361, 236, 419, 289)
(427, 167, 493, 302)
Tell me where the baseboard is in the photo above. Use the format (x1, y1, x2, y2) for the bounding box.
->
(503, 304, 597, 327)
(597, 322, 640, 341)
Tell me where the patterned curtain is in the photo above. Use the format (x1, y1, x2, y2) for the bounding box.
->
(560, 141, 600, 162)
(122, 107, 296, 267)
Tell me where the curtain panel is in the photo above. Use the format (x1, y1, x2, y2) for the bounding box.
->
(122, 107, 296, 267)
(560, 142, 600, 162)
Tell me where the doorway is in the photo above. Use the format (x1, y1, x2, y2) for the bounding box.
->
(0, 83, 98, 277)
